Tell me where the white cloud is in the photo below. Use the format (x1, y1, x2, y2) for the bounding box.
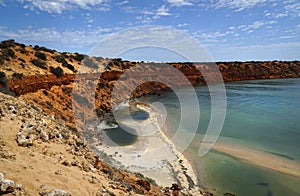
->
(156, 5, 171, 16)
(0, 0, 5, 6)
(123, 5, 171, 21)
(279, 35, 296, 39)
(237, 20, 277, 32)
(284, 1, 300, 17)
(178, 23, 188, 27)
(116, 0, 128, 6)
(18, 0, 110, 13)
(166, 0, 193, 7)
(211, 0, 273, 11)
(0, 26, 121, 52)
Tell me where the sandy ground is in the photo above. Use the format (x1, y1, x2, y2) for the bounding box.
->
(213, 140, 300, 178)
(0, 116, 113, 195)
(0, 93, 163, 196)
(93, 103, 202, 195)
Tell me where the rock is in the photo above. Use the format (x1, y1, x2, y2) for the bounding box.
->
(17, 131, 36, 146)
(44, 189, 71, 196)
(0, 179, 17, 193)
(0, 173, 18, 194)
(40, 129, 49, 141)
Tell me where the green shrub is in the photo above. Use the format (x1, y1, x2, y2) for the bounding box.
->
(0, 71, 7, 85)
(1, 48, 15, 60)
(35, 51, 47, 60)
(12, 72, 23, 79)
(62, 87, 72, 96)
(53, 54, 65, 63)
(133, 172, 157, 186)
(31, 59, 47, 69)
(0, 39, 15, 49)
(62, 61, 75, 72)
(73, 53, 85, 61)
(50, 66, 64, 77)
(18, 57, 26, 63)
(0, 55, 4, 65)
(42, 90, 48, 96)
(7, 49, 15, 58)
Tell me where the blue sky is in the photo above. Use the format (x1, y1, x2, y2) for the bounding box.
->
(0, 0, 299, 61)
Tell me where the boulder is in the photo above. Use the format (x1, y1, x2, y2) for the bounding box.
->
(0, 173, 18, 194)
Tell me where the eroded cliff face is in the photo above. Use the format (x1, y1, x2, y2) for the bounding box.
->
(1, 40, 300, 131)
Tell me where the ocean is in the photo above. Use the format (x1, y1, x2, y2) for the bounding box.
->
(141, 78, 300, 195)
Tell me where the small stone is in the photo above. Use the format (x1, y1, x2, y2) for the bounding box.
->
(62, 160, 70, 166)
(44, 189, 72, 196)
(55, 170, 62, 175)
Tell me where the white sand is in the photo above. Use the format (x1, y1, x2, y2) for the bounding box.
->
(94, 103, 202, 195)
(213, 140, 300, 178)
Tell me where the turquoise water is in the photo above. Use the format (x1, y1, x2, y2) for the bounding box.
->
(142, 78, 300, 195)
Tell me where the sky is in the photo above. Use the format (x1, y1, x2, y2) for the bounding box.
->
(0, 0, 299, 61)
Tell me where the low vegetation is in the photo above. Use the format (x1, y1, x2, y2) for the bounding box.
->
(31, 59, 47, 69)
(134, 172, 157, 186)
(0, 71, 7, 85)
(50, 66, 64, 77)
(72, 53, 85, 62)
(12, 72, 23, 79)
(34, 51, 47, 60)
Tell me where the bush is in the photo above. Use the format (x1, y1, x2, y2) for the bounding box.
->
(35, 51, 47, 60)
(12, 72, 23, 79)
(73, 53, 85, 61)
(31, 59, 47, 69)
(0, 55, 4, 65)
(62, 87, 72, 96)
(39, 46, 56, 54)
(42, 90, 48, 96)
(1, 48, 15, 60)
(50, 66, 64, 77)
(133, 172, 157, 186)
(62, 61, 75, 72)
(18, 57, 26, 63)
(0, 71, 7, 85)
(0, 39, 15, 49)
(53, 54, 65, 63)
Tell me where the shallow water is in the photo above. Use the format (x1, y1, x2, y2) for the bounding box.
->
(142, 78, 300, 195)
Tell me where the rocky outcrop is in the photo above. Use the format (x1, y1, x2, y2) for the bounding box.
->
(0, 92, 164, 195)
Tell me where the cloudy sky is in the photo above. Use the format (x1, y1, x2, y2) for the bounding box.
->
(0, 0, 299, 61)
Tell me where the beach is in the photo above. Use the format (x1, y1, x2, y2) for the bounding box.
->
(91, 102, 202, 195)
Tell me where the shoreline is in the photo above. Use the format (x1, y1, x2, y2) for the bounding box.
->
(212, 140, 300, 178)
(136, 103, 201, 194)
(90, 102, 202, 195)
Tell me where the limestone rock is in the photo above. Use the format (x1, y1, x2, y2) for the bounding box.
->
(17, 131, 36, 146)
(44, 189, 72, 196)
(0, 172, 18, 194)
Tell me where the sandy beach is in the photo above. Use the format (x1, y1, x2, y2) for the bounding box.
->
(91, 102, 202, 195)
(212, 140, 300, 178)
